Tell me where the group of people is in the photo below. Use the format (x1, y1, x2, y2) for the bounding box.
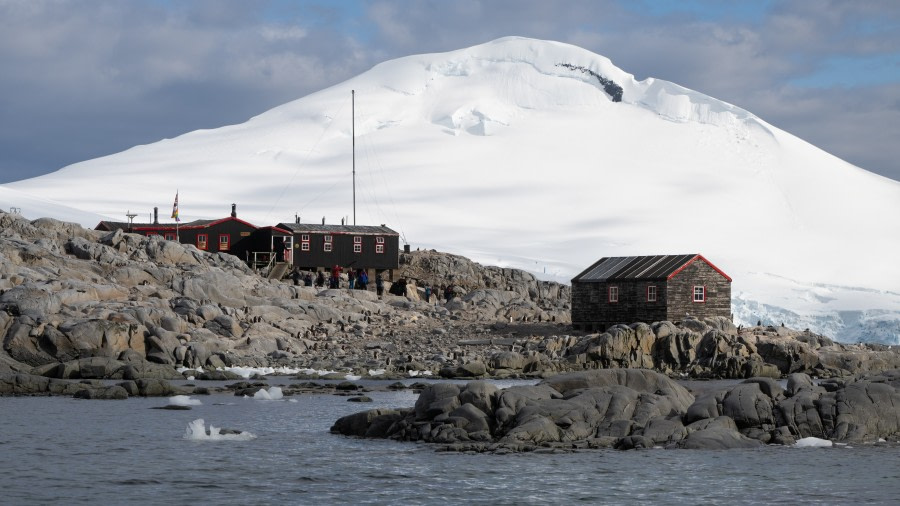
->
(289, 268, 461, 304)
(417, 283, 457, 303)
(291, 266, 385, 297)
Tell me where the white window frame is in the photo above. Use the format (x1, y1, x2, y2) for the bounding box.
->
(353, 236, 361, 244)
(301, 242, 310, 252)
(608, 286, 619, 303)
(647, 285, 657, 302)
(353, 243, 362, 253)
(693, 285, 706, 303)
(375, 244, 384, 254)
(324, 242, 332, 252)
(301, 234, 310, 242)
(376, 236, 384, 244)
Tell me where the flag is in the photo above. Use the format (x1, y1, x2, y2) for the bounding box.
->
(171, 191, 180, 222)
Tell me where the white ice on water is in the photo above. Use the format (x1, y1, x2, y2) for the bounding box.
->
(793, 437, 833, 448)
(251, 386, 284, 400)
(183, 418, 257, 441)
(167, 395, 202, 406)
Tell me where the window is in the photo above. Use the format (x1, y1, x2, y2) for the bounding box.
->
(353, 244, 362, 253)
(164, 232, 176, 241)
(647, 285, 657, 302)
(608, 286, 619, 303)
(375, 244, 384, 254)
(301, 241, 310, 252)
(324, 235, 332, 243)
(353, 236, 361, 244)
(219, 234, 230, 251)
(693, 286, 706, 303)
(324, 242, 332, 252)
(197, 234, 208, 250)
(376, 236, 384, 244)
(301, 234, 310, 242)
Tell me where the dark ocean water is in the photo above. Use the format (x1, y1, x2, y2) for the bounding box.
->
(1, 383, 898, 505)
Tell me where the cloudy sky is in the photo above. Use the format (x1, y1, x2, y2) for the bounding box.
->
(1, 0, 898, 184)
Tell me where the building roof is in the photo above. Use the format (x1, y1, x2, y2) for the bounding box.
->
(572, 254, 732, 283)
(278, 222, 399, 236)
(96, 216, 258, 232)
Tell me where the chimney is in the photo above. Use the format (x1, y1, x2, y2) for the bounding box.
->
(231, 203, 237, 218)
(322, 217, 325, 225)
(295, 213, 300, 224)
(341, 217, 345, 225)
(153, 207, 158, 224)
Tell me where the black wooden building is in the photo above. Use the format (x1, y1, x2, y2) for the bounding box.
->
(96, 205, 293, 265)
(571, 254, 732, 331)
(276, 221, 400, 273)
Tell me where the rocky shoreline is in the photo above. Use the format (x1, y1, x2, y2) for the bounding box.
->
(0, 209, 898, 437)
(331, 368, 900, 451)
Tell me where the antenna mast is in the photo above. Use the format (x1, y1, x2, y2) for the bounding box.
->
(352, 89, 356, 226)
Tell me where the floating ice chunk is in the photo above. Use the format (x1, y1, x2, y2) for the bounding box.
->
(368, 369, 386, 377)
(252, 386, 284, 400)
(794, 437, 833, 448)
(183, 418, 257, 441)
(344, 374, 362, 381)
(168, 395, 202, 406)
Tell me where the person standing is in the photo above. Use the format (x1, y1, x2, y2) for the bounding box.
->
(348, 270, 356, 290)
(330, 264, 342, 289)
(424, 284, 432, 303)
(375, 273, 384, 298)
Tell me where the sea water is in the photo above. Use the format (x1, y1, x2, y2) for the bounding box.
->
(1, 383, 899, 505)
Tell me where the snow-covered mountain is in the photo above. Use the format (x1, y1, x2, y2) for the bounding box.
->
(3, 37, 899, 343)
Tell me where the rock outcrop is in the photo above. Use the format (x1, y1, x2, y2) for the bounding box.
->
(2, 209, 898, 394)
(331, 368, 900, 451)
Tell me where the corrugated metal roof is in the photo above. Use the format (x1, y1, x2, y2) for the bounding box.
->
(573, 254, 700, 282)
(278, 223, 399, 235)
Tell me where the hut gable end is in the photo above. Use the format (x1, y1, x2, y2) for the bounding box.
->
(571, 254, 732, 331)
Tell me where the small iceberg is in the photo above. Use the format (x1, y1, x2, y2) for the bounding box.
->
(183, 419, 257, 441)
(794, 437, 833, 448)
(168, 395, 202, 407)
(252, 386, 284, 401)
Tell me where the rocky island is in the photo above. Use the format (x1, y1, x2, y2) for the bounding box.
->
(2, 210, 899, 449)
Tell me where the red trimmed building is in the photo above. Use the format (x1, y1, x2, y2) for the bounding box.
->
(571, 254, 732, 331)
(96, 205, 293, 266)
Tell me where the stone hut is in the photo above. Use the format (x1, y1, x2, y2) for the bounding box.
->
(571, 254, 732, 331)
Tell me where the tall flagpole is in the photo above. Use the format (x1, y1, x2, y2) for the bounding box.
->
(352, 89, 356, 226)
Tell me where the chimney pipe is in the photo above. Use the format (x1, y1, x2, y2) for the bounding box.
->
(231, 203, 237, 218)
(153, 207, 158, 225)
(322, 216, 325, 225)
(295, 213, 299, 224)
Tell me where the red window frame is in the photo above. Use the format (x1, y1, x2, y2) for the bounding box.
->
(608, 286, 619, 303)
(693, 285, 706, 303)
(647, 285, 657, 302)
(197, 234, 208, 250)
(219, 234, 230, 251)
(375, 244, 384, 254)
(164, 232, 176, 241)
